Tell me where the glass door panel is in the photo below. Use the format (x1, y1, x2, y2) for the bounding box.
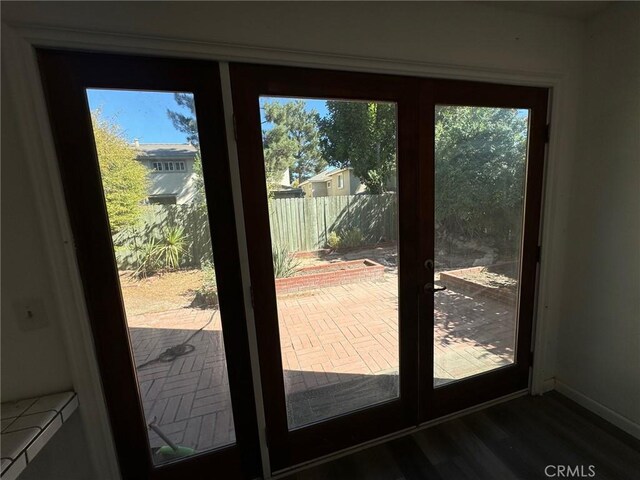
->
(85, 89, 235, 465)
(258, 96, 400, 429)
(433, 105, 529, 386)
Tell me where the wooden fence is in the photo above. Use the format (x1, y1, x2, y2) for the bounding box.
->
(268, 193, 398, 251)
(113, 194, 398, 269)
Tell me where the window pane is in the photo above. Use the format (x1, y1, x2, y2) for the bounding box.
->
(86, 89, 235, 464)
(434, 105, 528, 386)
(260, 96, 400, 429)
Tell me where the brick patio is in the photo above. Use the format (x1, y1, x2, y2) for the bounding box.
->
(128, 273, 516, 462)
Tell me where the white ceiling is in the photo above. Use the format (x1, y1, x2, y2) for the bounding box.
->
(486, 1, 612, 20)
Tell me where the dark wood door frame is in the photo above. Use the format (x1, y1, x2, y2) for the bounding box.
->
(230, 63, 422, 471)
(37, 50, 261, 480)
(230, 63, 549, 472)
(419, 80, 548, 421)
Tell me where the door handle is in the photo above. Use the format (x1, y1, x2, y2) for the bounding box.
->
(424, 283, 447, 293)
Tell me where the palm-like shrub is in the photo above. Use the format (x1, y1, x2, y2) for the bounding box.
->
(272, 247, 300, 278)
(154, 226, 186, 270)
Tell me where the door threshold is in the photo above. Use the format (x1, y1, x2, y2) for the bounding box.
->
(270, 388, 528, 479)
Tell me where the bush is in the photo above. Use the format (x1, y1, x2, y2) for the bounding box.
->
(154, 226, 186, 270)
(340, 228, 364, 248)
(133, 238, 160, 278)
(131, 226, 187, 278)
(192, 261, 218, 308)
(272, 247, 300, 278)
(327, 231, 341, 249)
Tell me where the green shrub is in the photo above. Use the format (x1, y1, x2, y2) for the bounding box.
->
(340, 228, 364, 248)
(327, 231, 341, 249)
(131, 226, 186, 278)
(133, 238, 160, 278)
(154, 226, 186, 270)
(192, 261, 218, 308)
(272, 247, 300, 278)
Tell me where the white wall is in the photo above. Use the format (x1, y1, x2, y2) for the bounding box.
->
(1, 67, 74, 401)
(554, 2, 640, 434)
(1, 1, 607, 477)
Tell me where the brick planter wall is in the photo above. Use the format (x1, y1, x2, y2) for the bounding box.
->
(276, 259, 385, 294)
(439, 266, 517, 305)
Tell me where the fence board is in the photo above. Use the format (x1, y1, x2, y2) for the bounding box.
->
(115, 194, 399, 270)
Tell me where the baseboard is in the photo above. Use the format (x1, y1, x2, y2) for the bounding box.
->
(554, 380, 640, 439)
(541, 377, 556, 393)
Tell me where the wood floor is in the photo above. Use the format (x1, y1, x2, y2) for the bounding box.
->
(286, 392, 640, 480)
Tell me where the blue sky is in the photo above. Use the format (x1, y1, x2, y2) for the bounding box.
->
(86, 89, 192, 143)
(85, 89, 330, 144)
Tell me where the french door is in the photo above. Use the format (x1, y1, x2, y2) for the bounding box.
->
(230, 65, 422, 470)
(38, 51, 261, 479)
(230, 64, 548, 472)
(38, 49, 547, 477)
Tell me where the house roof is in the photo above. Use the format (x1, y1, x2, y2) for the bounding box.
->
(135, 143, 197, 159)
(299, 166, 350, 186)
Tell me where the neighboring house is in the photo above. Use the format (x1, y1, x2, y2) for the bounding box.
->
(135, 142, 198, 204)
(299, 167, 366, 198)
(271, 167, 304, 199)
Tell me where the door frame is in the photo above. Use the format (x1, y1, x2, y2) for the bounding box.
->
(419, 79, 549, 421)
(37, 50, 262, 479)
(6, 18, 561, 476)
(230, 63, 422, 471)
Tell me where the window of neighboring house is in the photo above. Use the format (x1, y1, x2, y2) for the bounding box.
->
(338, 174, 344, 189)
(164, 162, 175, 171)
(327, 181, 332, 189)
(152, 162, 163, 171)
(148, 194, 177, 205)
(176, 161, 186, 171)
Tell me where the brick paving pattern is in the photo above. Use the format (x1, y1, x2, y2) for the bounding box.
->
(127, 273, 516, 459)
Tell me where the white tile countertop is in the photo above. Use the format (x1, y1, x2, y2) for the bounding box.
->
(1, 392, 78, 480)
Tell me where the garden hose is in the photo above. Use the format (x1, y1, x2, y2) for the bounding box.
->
(136, 310, 216, 370)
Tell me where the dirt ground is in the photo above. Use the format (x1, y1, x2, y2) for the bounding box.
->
(118, 246, 514, 317)
(119, 269, 204, 317)
(455, 269, 517, 289)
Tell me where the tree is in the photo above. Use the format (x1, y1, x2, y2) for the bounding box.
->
(91, 111, 149, 233)
(167, 93, 206, 205)
(319, 102, 397, 194)
(167, 93, 199, 146)
(262, 100, 325, 188)
(434, 106, 528, 255)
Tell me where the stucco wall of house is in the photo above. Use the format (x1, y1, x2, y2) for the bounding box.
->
(311, 182, 328, 198)
(141, 158, 198, 204)
(350, 171, 366, 195)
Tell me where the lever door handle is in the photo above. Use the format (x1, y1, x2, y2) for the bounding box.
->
(424, 283, 447, 293)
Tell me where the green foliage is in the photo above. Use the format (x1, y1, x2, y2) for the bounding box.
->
(167, 93, 199, 146)
(326, 231, 341, 249)
(154, 226, 187, 270)
(192, 260, 218, 308)
(133, 238, 159, 278)
(272, 247, 300, 278)
(319, 102, 397, 194)
(262, 100, 326, 192)
(167, 94, 206, 205)
(130, 226, 187, 278)
(339, 228, 364, 248)
(435, 106, 528, 254)
(91, 111, 149, 233)
(326, 228, 363, 249)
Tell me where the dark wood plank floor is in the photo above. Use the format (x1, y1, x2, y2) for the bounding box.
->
(286, 392, 640, 479)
